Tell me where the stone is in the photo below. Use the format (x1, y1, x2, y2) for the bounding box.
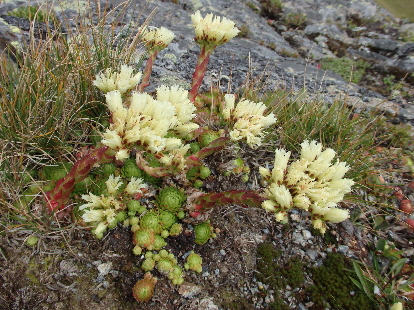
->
(178, 282, 202, 299)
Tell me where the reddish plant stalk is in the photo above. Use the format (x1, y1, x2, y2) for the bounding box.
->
(45, 146, 114, 212)
(138, 51, 158, 93)
(191, 190, 266, 216)
(189, 47, 212, 104)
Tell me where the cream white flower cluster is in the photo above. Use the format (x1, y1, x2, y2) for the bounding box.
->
(191, 10, 239, 50)
(142, 26, 175, 52)
(222, 94, 277, 148)
(260, 140, 354, 233)
(93, 67, 199, 160)
(156, 85, 199, 137)
(93, 65, 142, 94)
(79, 175, 147, 238)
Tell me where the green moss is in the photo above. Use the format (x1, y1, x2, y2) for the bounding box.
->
(307, 252, 378, 309)
(256, 242, 303, 290)
(321, 57, 370, 83)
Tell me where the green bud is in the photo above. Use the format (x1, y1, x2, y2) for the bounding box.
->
(161, 230, 169, 238)
(123, 219, 130, 227)
(185, 251, 203, 273)
(194, 221, 213, 245)
(157, 258, 174, 275)
(101, 163, 116, 175)
(169, 223, 183, 236)
(128, 200, 142, 212)
(137, 206, 148, 214)
(132, 272, 157, 302)
(107, 220, 118, 229)
(133, 228, 155, 249)
(199, 166, 211, 179)
(141, 258, 155, 271)
(115, 211, 127, 222)
(153, 235, 167, 251)
(121, 159, 142, 178)
(159, 249, 169, 258)
(42, 162, 72, 181)
(153, 254, 161, 261)
(194, 180, 203, 188)
(129, 216, 140, 226)
(25, 236, 39, 247)
(241, 174, 249, 183)
(176, 211, 186, 219)
(128, 210, 137, 217)
(145, 251, 154, 259)
(157, 187, 186, 213)
(140, 212, 162, 233)
(186, 166, 200, 181)
(199, 130, 219, 148)
(189, 142, 201, 154)
(133, 245, 142, 255)
(172, 277, 184, 285)
(131, 224, 140, 233)
(159, 211, 177, 229)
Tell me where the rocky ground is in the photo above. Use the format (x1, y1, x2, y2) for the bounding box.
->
(0, 0, 413, 309)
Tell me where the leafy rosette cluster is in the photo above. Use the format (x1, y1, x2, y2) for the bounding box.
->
(222, 94, 277, 147)
(191, 10, 239, 51)
(93, 65, 142, 94)
(260, 140, 354, 233)
(96, 80, 198, 161)
(79, 175, 147, 238)
(142, 26, 175, 53)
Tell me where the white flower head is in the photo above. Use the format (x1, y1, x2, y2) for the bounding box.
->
(268, 184, 292, 209)
(105, 175, 123, 194)
(94, 66, 141, 94)
(226, 97, 276, 147)
(312, 219, 326, 234)
(191, 10, 239, 50)
(102, 129, 123, 149)
(262, 200, 277, 212)
(82, 209, 104, 222)
(125, 177, 147, 195)
(115, 148, 130, 161)
(116, 65, 142, 94)
(323, 208, 349, 223)
(142, 26, 175, 52)
(79, 193, 103, 210)
(93, 68, 116, 93)
(259, 167, 271, 180)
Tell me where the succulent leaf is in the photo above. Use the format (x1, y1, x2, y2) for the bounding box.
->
(132, 272, 157, 302)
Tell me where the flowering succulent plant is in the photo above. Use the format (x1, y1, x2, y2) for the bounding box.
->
(41, 8, 357, 304)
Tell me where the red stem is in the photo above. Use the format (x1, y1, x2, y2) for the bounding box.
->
(189, 47, 212, 105)
(45, 146, 114, 212)
(138, 51, 158, 93)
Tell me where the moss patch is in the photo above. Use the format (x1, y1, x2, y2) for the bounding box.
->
(307, 252, 378, 309)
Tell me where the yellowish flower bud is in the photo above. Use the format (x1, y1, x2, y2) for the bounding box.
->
(105, 175, 123, 194)
(142, 26, 175, 52)
(191, 10, 239, 50)
(323, 208, 349, 223)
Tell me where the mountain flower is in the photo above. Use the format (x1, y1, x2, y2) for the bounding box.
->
(93, 65, 141, 94)
(223, 97, 277, 147)
(191, 10, 239, 50)
(261, 141, 354, 233)
(189, 11, 239, 102)
(142, 26, 175, 52)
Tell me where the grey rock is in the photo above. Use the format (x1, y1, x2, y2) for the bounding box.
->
(59, 260, 79, 276)
(178, 282, 202, 299)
